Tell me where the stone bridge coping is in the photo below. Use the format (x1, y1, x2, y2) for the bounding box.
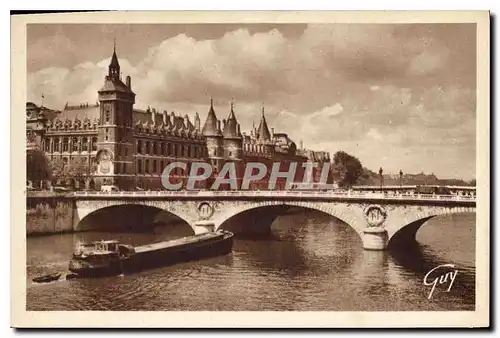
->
(72, 190, 476, 203)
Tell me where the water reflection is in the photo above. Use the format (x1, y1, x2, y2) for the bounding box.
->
(26, 211, 476, 311)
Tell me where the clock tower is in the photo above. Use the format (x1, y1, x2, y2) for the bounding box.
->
(96, 43, 136, 190)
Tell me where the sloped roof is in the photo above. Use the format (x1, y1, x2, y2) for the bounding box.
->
(202, 99, 221, 137)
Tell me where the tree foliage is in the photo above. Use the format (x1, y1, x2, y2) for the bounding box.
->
(26, 148, 51, 184)
(332, 151, 363, 188)
(49, 158, 68, 184)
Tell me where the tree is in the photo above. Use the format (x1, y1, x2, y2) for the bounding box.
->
(26, 148, 51, 188)
(68, 158, 90, 182)
(49, 158, 68, 186)
(331, 151, 363, 188)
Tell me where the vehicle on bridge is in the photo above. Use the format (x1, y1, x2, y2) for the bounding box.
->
(415, 185, 452, 195)
(68, 230, 234, 278)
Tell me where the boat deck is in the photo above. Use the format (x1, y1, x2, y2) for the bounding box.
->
(134, 232, 225, 253)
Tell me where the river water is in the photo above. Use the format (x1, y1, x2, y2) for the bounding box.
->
(26, 211, 475, 311)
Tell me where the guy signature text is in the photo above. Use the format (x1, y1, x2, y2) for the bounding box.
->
(423, 264, 458, 300)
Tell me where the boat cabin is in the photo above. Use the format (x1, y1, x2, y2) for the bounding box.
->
(74, 240, 121, 255)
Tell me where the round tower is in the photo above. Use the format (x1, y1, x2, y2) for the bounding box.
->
(201, 98, 223, 171)
(222, 101, 243, 160)
(257, 105, 274, 155)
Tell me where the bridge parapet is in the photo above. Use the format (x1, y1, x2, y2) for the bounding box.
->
(72, 190, 476, 204)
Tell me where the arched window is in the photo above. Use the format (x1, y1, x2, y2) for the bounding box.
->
(62, 137, 69, 152)
(137, 140, 142, 154)
(92, 137, 98, 151)
(82, 137, 89, 152)
(72, 137, 79, 152)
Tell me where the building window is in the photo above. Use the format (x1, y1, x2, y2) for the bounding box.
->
(105, 104, 111, 123)
(92, 137, 98, 151)
(105, 128, 109, 141)
(138, 159, 142, 174)
(174, 144, 178, 157)
(137, 140, 142, 154)
(166, 143, 171, 156)
(82, 137, 89, 152)
(145, 141, 151, 155)
(44, 138, 50, 152)
(145, 159, 149, 173)
(72, 137, 78, 152)
(153, 142, 158, 155)
(160, 143, 165, 156)
(153, 160, 157, 174)
(115, 163, 120, 174)
(122, 163, 126, 173)
(62, 137, 69, 152)
(160, 160, 164, 173)
(124, 147, 128, 156)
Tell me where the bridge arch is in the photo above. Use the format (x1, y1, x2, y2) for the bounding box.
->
(212, 200, 366, 238)
(386, 205, 476, 249)
(74, 200, 196, 233)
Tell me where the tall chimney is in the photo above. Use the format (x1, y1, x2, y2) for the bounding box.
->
(126, 76, 131, 89)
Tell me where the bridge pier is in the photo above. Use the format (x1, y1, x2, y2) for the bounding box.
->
(362, 228, 388, 250)
(192, 220, 216, 235)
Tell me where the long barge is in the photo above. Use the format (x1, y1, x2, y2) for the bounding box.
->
(68, 230, 234, 278)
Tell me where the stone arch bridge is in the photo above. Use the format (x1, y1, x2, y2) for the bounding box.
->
(72, 190, 476, 250)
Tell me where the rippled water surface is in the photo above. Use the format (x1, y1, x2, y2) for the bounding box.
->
(26, 211, 475, 311)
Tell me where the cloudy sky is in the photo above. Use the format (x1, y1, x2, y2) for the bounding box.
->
(27, 23, 476, 179)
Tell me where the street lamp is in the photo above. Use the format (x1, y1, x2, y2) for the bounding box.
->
(378, 167, 383, 189)
(399, 169, 403, 188)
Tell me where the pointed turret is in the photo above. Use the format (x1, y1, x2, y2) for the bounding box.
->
(202, 98, 221, 136)
(108, 39, 120, 80)
(223, 101, 241, 139)
(257, 104, 271, 142)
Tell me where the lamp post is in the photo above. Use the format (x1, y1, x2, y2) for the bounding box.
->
(378, 167, 383, 189)
(399, 169, 403, 188)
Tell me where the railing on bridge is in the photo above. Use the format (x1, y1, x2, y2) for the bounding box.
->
(72, 189, 476, 202)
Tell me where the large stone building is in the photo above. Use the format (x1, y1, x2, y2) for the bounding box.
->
(26, 47, 332, 191)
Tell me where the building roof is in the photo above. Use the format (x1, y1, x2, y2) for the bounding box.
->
(98, 77, 134, 94)
(256, 106, 271, 142)
(202, 98, 221, 137)
(222, 102, 241, 139)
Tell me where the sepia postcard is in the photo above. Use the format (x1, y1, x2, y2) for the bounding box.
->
(11, 10, 490, 328)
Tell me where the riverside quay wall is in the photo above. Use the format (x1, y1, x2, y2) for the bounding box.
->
(26, 192, 75, 236)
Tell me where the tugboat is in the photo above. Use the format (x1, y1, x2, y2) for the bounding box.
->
(68, 230, 234, 278)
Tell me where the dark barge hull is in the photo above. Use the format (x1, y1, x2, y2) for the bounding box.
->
(122, 232, 233, 273)
(69, 231, 233, 278)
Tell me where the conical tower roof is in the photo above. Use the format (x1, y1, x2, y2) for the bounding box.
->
(257, 105, 271, 142)
(201, 98, 221, 137)
(223, 101, 241, 139)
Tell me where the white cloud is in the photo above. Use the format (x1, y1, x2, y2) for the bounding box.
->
(26, 24, 476, 179)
